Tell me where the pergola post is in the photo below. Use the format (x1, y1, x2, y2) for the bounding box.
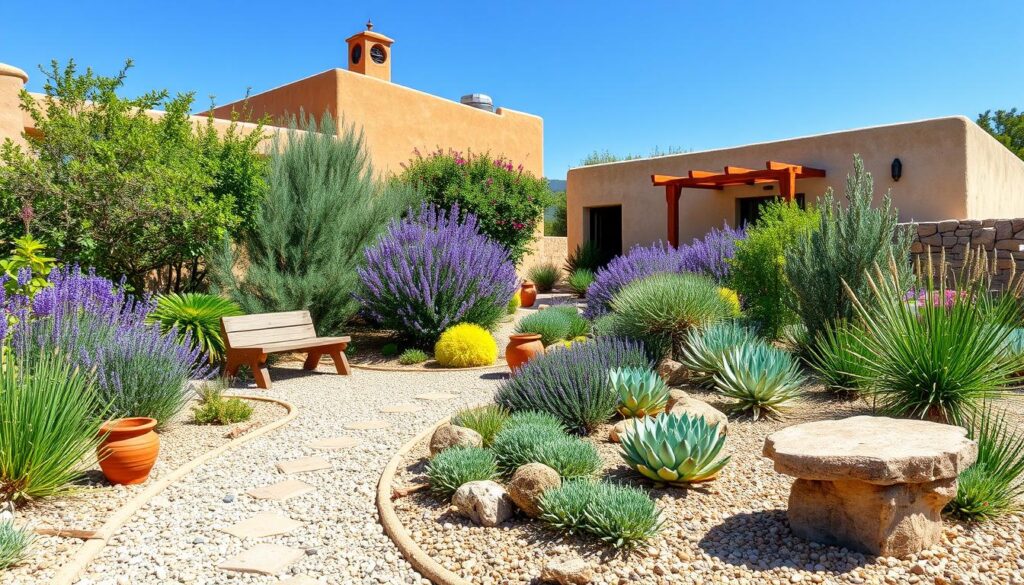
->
(665, 184, 681, 248)
(779, 167, 797, 202)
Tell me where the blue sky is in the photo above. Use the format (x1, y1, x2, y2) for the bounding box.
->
(4, 1, 1022, 179)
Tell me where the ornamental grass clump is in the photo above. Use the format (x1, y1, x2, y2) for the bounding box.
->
(680, 321, 758, 386)
(357, 204, 518, 347)
(0, 521, 32, 570)
(567, 268, 595, 297)
(538, 480, 662, 548)
(945, 407, 1024, 521)
(527, 262, 561, 292)
(398, 348, 429, 365)
(619, 412, 730, 484)
(491, 419, 600, 478)
(806, 320, 871, 395)
(426, 447, 499, 497)
(713, 340, 804, 420)
(495, 337, 652, 433)
(610, 367, 669, 418)
(515, 305, 589, 346)
(504, 410, 565, 433)
(451, 404, 509, 446)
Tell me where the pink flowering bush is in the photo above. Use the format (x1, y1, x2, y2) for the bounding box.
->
(394, 148, 551, 262)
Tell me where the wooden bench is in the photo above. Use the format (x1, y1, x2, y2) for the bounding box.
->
(221, 310, 351, 389)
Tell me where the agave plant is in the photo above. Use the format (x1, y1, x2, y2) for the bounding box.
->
(148, 292, 243, 363)
(618, 412, 730, 484)
(712, 340, 804, 420)
(679, 321, 757, 386)
(610, 367, 669, 418)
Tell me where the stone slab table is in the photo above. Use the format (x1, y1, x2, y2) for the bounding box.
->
(763, 416, 976, 557)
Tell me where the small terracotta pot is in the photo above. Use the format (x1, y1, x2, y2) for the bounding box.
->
(506, 333, 545, 372)
(520, 281, 537, 308)
(97, 417, 160, 485)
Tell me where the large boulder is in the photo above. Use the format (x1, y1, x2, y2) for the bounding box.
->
(507, 463, 561, 518)
(429, 424, 483, 457)
(540, 556, 594, 584)
(452, 480, 514, 527)
(667, 390, 728, 434)
(657, 359, 688, 386)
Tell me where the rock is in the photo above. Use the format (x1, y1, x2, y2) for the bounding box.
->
(452, 480, 514, 527)
(540, 556, 594, 584)
(0, 501, 13, 523)
(657, 359, 688, 386)
(666, 390, 728, 434)
(608, 418, 639, 443)
(937, 220, 959, 233)
(222, 493, 236, 503)
(507, 463, 560, 518)
(429, 424, 483, 457)
(916, 224, 937, 237)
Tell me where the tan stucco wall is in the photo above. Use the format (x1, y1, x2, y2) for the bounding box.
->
(964, 120, 1024, 219)
(567, 117, 987, 252)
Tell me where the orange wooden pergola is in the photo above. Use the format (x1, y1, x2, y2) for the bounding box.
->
(652, 160, 826, 247)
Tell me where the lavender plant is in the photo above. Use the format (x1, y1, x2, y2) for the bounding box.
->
(357, 204, 518, 347)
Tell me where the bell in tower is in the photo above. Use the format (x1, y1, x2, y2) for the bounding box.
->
(346, 20, 394, 82)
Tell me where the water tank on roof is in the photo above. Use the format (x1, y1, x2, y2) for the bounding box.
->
(460, 93, 494, 112)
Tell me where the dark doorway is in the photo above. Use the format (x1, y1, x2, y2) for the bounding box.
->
(588, 206, 622, 267)
(737, 194, 806, 227)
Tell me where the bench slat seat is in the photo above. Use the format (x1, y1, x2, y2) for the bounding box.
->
(233, 336, 352, 353)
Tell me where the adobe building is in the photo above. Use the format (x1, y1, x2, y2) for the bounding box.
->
(567, 116, 1024, 262)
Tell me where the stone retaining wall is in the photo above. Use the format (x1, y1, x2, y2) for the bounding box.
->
(908, 219, 1024, 282)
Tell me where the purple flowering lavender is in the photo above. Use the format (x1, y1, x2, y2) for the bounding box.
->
(584, 223, 744, 319)
(356, 203, 518, 347)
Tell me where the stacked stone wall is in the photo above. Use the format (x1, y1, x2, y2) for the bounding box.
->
(907, 219, 1024, 285)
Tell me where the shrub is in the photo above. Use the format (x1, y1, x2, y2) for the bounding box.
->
(398, 348, 429, 365)
(504, 410, 565, 433)
(491, 424, 601, 478)
(528, 262, 561, 293)
(381, 343, 400, 357)
(148, 293, 242, 363)
(806, 320, 871, 395)
(567, 268, 595, 297)
(490, 423, 564, 472)
(192, 384, 253, 425)
(729, 200, 818, 339)
(784, 156, 913, 341)
(539, 480, 662, 548)
(565, 241, 602, 274)
(1, 236, 56, 298)
(610, 367, 669, 418)
(0, 350, 105, 503)
(451, 404, 509, 447)
(495, 337, 652, 433)
(357, 204, 518, 347)
(606, 272, 733, 360)
(515, 306, 589, 346)
(712, 340, 804, 420)
(394, 149, 550, 262)
(0, 521, 32, 570)
(426, 446, 499, 497)
(434, 323, 498, 367)
(210, 112, 416, 336)
(680, 321, 758, 386)
(507, 290, 521, 314)
(619, 412, 730, 484)
(945, 408, 1024, 521)
(678, 222, 745, 284)
(718, 288, 741, 317)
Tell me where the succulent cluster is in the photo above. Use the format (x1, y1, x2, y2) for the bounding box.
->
(609, 367, 669, 418)
(713, 341, 804, 420)
(680, 321, 757, 386)
(618, 412, 730, 485)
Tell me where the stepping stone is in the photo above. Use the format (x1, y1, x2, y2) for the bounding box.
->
(218, 543, 304, 575)
(379, 403, 424, 414)
(220, 512, 303, 539)
(344, 419, 389, 431)
(276, 456, 331, 475)
(307, 436, 358, 450)
(415, 392, 457, 401)
(280, 576, 324, 585)
(246, 479, 314, 501)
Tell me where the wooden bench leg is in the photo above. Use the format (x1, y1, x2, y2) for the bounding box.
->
(224, 352, 243, 378)
(328, 345, 351, 375)
(303, 351, 323, 371)
(250, 354, 272, 389)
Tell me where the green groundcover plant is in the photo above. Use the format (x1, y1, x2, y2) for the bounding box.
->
(451, 404, 509, 447)
(426, 446, 499, 497)
(514, 305, 589, 346)
(0, 521, 32, 570)
(538, 480, 663, 548)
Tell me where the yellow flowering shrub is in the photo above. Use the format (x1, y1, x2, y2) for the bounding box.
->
(718, 287, 742, 317)
(434, 323, 498, 367)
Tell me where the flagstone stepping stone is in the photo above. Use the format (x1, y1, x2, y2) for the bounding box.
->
(246, 479, 315, 501)
(276, 456, 332, 475)
(220, 512, 303, 539)
(218, 543, 304, 575)
(344, 419, 389, 430)
(307, 436, 358, 450)
(379, 403, 424, 414)
(415, 392, 457, 401)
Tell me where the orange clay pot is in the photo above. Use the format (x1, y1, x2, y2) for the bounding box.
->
(520, 281, 538, 308)
(506, 333, 545, 372)
(97, 417, 160, 485)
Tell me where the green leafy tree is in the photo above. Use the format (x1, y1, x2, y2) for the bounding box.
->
(977, 108, 1024, 161)
(544, 190, 567, 237)
(209, 112, 418, 336)
(0, 59, 267, 291)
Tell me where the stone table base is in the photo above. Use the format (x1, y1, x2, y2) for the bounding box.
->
(787, 476, 957, 557)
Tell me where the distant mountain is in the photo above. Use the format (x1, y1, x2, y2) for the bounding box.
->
(548, 179, 566, 192)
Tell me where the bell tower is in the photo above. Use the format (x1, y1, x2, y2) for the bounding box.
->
(346, 20, 394, 82)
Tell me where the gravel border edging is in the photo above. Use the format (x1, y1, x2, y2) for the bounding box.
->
(50, 395, 298, 585)
(377, 416, 472, 585)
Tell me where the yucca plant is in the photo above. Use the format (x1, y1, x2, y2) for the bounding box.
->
(806, 320, 872, 395)
(619, 412, 730, 484)
(945, 407, 1024, 521)
(713, 340, 804, 420)
(564, 241, 602, 275)
(0, 350, 106, 502)
(0, 521, 32, 570)
(148, 292, 242, 363)
(426, 446, 499, 497)
(610, 367, 669, 418)
(451, 404, 509, 447)
(567, 268, 595, 298)
(527, 262, 561, 293)
(679, 321, 758, 386)
(538, 480, 663, 548)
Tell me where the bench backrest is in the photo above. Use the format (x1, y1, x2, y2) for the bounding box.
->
(221, 310, 317, 348)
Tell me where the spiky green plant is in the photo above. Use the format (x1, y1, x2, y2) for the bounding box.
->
(503, 410, 565, 433)
(1001, 328, 1024, 359)
(538, 480, 663, 548)
(148, 293, 242, 363)
(806, 320, 871, 395)
(565, 241, 602, 275)
(567, 268, 595, 298)
(619, 412, 730, 484)
(549, 305, 591, 338)
(679, 321, 758, 386)
(538, 479, 595, 534)
(610, 367, 669, 418)
(0, 521, 32, 570)
(515, 310, 572, 346)
(426, 446, 499, 497)
(0, 351, 105, 502)
(528, 262, 561, 293)
(712, 340, 804, 420)
(398, 348, 429, 365)
(192, 383, 253, 425)
(945, 407, 1024, 521)
(451, 404, 509, 446)
(491, 424, 600, 478)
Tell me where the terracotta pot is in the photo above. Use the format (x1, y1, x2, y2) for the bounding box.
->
(520, 281, 538, 308)
(97, 417, 160, 485)
(506, 333, 545, 372)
